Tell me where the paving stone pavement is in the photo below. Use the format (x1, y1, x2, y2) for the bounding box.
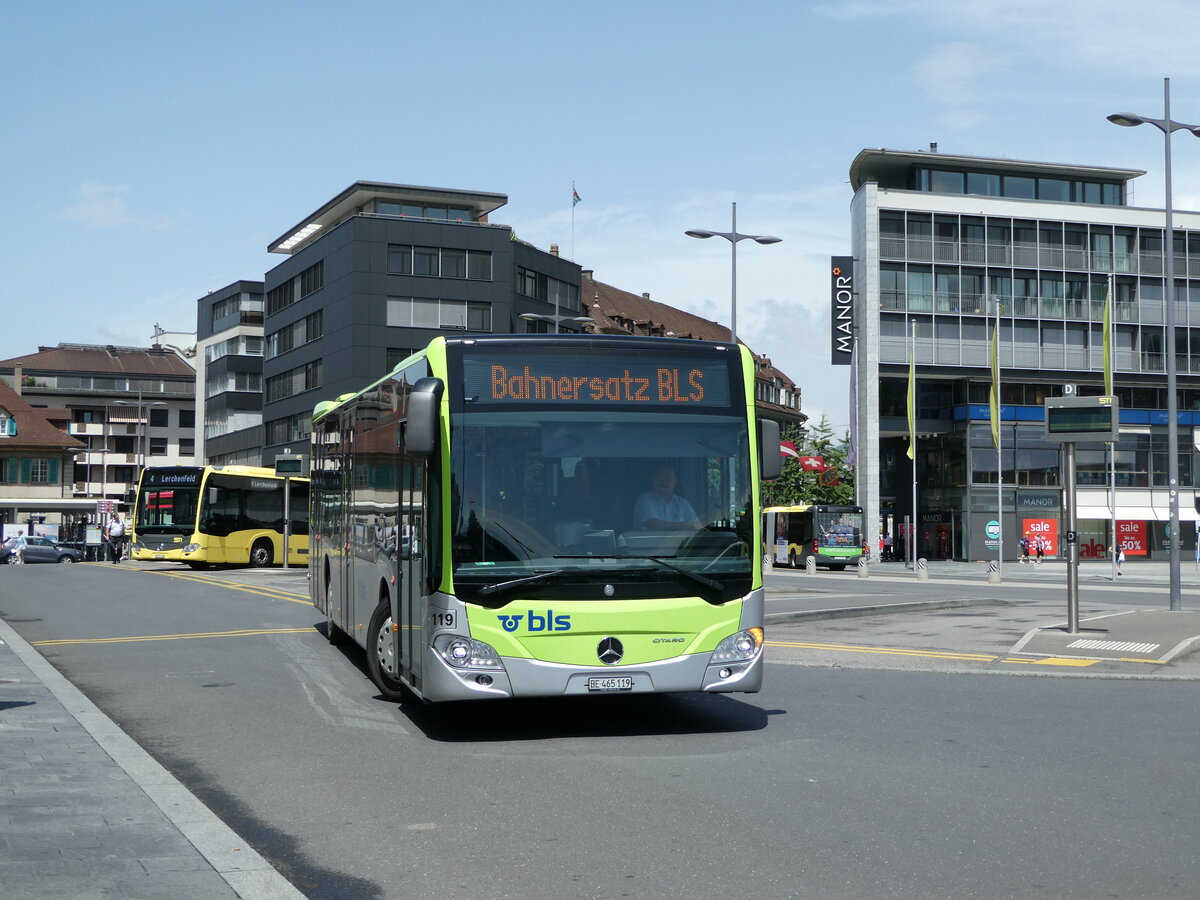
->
(0, 618, 303, 900)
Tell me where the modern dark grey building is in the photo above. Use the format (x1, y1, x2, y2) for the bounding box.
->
(260, 182, 583, 461)
(195, 280, 264, 465)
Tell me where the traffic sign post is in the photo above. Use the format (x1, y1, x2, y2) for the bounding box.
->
(1044, 396, 1117, 633)
(274, 453, 308, 570)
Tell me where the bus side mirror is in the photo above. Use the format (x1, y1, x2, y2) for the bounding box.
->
(406, 377, 444, 456)
(759, 419, 781, 481)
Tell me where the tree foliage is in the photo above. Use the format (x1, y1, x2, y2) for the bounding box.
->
(761, 415, 855, 507)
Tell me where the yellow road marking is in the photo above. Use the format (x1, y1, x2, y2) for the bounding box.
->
(95, 563, 311, 605)
(768, 640, 1146, 668)
(32, 627, 314, 646)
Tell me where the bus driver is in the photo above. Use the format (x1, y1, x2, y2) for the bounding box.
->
(633, 465, 701, 531)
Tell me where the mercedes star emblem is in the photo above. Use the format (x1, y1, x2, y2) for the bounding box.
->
(597, 637, 624, 665)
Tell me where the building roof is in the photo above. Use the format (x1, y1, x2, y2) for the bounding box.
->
(0, 344, 195, 379)
(268, 180, 510, 255)
(849, 148, 1146, 193)
(0, 381, 86, 452)
(579, 272, 805, 424)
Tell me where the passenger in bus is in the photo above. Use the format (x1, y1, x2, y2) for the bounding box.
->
(632, 465, 701, 531)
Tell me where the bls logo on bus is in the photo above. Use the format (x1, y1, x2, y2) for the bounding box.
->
(497, 611, 572, 633)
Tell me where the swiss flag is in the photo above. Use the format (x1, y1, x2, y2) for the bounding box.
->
(780, 441, 800, 459)
(799, 456, 827, 472)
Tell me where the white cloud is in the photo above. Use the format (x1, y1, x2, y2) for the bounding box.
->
(59, 182, 137, 227)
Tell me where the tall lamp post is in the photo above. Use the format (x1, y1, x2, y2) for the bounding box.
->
(114, 392, 168, 480)
(1109, 78, 1200, 611)
(685, 202, 781, 344)
(519, 312, 593, 333)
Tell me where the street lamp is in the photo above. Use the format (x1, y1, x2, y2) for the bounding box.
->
(114, 392, 168, 474)
(519, 312, 593, 333)
(685, 201, 781, 344)
(1108, 77, 1200, 611)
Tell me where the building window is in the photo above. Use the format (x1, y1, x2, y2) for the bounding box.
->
(299, 261, 323, 298)
(30, 459, 49, 483)
(387, 297, 491, 332)
(149, 438, 168, 456)
(149, 407, 169, 427)
(386, 348, 418, 370)
(179, 409, 195, 428)
(389, 245, 492, 280)
(179, 438, 195, 456)
(266, 360, 323, 403)
(266, 310, 323, 359)
(265, 413, 311, 446)
(267, 281, 294, 316)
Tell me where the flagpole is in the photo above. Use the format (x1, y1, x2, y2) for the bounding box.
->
(997, 300, 1003, 578)
(1108, 273, 1117, 582)
(910, 319, 918, 569)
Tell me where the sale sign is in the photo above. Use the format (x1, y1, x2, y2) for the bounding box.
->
(1022, 518, 1059, 557)
(1116, 520, 1147, 556)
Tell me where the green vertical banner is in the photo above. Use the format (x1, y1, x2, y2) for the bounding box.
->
(1103, 284, 1113, 395)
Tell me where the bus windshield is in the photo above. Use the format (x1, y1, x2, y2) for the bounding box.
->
(449, 408, 752, 602)
(814, 508, 863, 552)
(135, 469, 203, 535)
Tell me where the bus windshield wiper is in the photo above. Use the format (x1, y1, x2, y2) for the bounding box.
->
(555, 555, 727, 604)
(477, 569, 566, 600)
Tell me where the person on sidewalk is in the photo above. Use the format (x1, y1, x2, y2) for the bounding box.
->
(12, 529, 27, 565)
(1019, 533, 1031, 564)
(1035, 535, 1045, 565)
(104, 513, 125, 563)
(1116, 545, 1125, 575)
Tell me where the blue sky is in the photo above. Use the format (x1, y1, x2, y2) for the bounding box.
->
(5, 0, 1200, 430)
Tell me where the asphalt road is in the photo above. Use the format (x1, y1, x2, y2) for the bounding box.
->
(2, 562, 1199, 899)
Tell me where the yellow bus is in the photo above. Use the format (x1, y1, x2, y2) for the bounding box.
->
(130, 465, 308, 568)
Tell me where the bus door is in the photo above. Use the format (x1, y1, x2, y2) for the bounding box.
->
(393, 425, 427, 693)
(337, 409, 355, 637)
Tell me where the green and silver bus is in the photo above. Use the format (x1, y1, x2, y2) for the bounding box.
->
(131, 465, 309, 568)
(763, 504, 865, 570)
(310, 335, 780, 703)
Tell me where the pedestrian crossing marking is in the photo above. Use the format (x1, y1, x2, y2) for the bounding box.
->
(1066, 639, 1160, 654)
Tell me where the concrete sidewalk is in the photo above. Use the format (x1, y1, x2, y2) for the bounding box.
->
(764, 558, 1200, 666)
(0, 618, 303, 900)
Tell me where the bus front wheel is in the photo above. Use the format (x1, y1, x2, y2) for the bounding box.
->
(367, 600, 416, 703)
(250, 540, 274, 568)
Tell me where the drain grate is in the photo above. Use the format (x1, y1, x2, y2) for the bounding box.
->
(1067, 639, 1160, 654)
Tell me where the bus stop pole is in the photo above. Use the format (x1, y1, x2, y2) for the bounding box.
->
(1065, 442, 1079, 634)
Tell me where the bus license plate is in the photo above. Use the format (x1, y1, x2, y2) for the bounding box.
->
(155, 554, 165, 560)
(587, 676, 632, 692)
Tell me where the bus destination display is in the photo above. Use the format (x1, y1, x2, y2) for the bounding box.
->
(464, 353, 733, 407)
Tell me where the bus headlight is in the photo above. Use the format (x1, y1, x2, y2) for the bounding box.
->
(433, 635, 503, 669)
(183, 543, 200, 553)
(710, 627, 764, 664)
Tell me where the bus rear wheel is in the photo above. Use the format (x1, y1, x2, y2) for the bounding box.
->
(367, 600, 416, 703)
(250, 540, 274, 568)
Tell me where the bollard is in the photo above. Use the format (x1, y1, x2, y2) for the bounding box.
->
(987, 560, 1001, 584)
(916, 557, 929, 581)
(857, 555, 869, 578)
(805, 555, 816, 575)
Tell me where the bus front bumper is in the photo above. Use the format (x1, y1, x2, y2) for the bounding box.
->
(421, 645, 764, 701)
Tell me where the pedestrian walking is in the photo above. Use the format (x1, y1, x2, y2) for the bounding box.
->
(104, 513, 125, 564)
(12, 529, 27, 564)
(1116, 545, 1125, 576)
(1035, 535, 1045, 565)
(1020, 532, 1031, 564)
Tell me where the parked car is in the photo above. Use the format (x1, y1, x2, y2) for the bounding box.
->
(1, 536, 83, 564)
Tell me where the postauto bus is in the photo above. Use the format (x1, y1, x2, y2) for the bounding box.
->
(131, 465, 308, 567)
